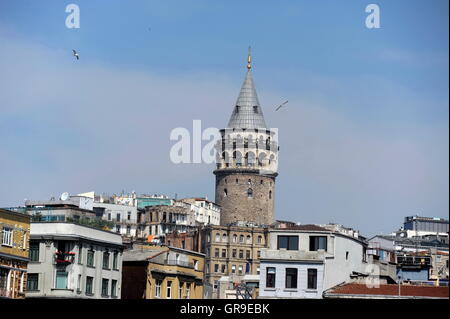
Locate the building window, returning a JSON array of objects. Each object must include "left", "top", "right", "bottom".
[
  {"left": 29, "top": 242, "right": 40, "bottom": 262},
  {"left": 231, "top": 265, "right": 236, "bottom": 273},
  {"left": 23, "top": 232, "right": 28, "bottom": 250},
  {"left": 115, "top": 225, "right": 120, "bottom": 233},
  {"left": 26, "top": 273, "right": 39, "bottom": 291},
  {"left": 222, "top": 249, "right": 227, "bottom": 258},
  {"left": 116, "top": 213, "right": 121, "bottom": 221},
  {"left": 214, "top": 264, "right": 219, "bottom": 273},
  {"left": 346, "top": 251, "right": 349, "bottom": 260},
  {"left": 257, "top": 267, "right": 260, "bottom": 275},
  {"left": 224, "top": 189, "right": 228, "bottom": 197},
  {"left": 101, "top": 279, "right": 109, "bottom": 297},
  {"left": 285, "top": 268, "right": 298, "bottom": 289},
  {"left": 277, "top": 236, "right": 299, "bottom": 250},
  {"left": 113, "top": 252, "right": 119, "bottom": 270},
  {"left": 155, "top": 280, "right": 162, "bottom": 298},
  {"left": 309, "top": 236, "right": 327, "bottom": 251},
  {"left": 236, "top": 178, "right": 239, "bottom": 184},
  {"left": 77, "top": 274, "right": 82, "bottom": 292},
  {"left": 108, "top": 213, "right": 111, "bottom": 221},
  {"left": 86, "top": 277, "right": 94, "bottom": 295},
  {"left": 215, "top": 248, "right": 220, "bottom": 258},
  {"left": 253, "top": 105, "right": 258, "bottom": 113},
  {"left": 87, "top": 247, "right": 95, "bottom": 267},
  {"left": 222, "top": 234, "right": 227, "bottom": 242},
  {"left": 232, "top": 249, "right": 237, "bottom": 258},
  {"left": 1, "top": 227, "right": 13, "bottom": 246},
  {"left": 239, "top": 235, "right": 244, "bottom": 243},
  {"left": 193, "top": 259, "right": 198, "bottom": 270},
  {"left": 269, "top": 190, "right": 272, "bottom": 199},
  {"left": 247, "top": 188, "right": 253, "bottom": 198},
  {"left": 221, "top": 264, "right": 226, "bottom": 273},
  {"left": 179, "top": 282, "right": 184, "bottom": 298},
  {"left": 238, "top": 265, "right": 243, "bottom": 275},
  {"left": 246, "top": 235, "right": 251, "bottom": 244},
  {"left": 78, "top": 244, "right": 83, "bottom": 264},
  {"left": 186, "top": 283, "right": 191, "bottom": 299},
  {"left": 307, "top": 269, "right": 318, "bottom": 289},
  {"left": 257, "top": 250, "right": 261, "bottom": 258},
  {"left": 257, "top": 236, "right": 263, "bottom": 244},
  {"left": 239, "top": 250, "right": 244, "bottom": 259},
  {"left": 266, "top": 267, "right": 276, "bottom": 288},
  {"left": 166, "top": 281, "right": 172, "bottom": 299},
  {"left": 127, "top": 212, "right": 131, "bottom": 221},
  {"left": 246, "top": 250, "right": 251, "bottom": 259},
  {"left": 215, "top": 233, "right": 221, "bottom": 242},
  {"left": 55, "top": 271, "right": 68, "bottom": 289},
  {"left": 111, "top": 280, "right": 117, "bottom": 298},
  {"left": 233, "top": 234, "right": 237, "bottom": 243},
  {"left": 126, "top": 226, "right": 131, "bottom": 235},
  {"left": 103, "top": 251, "right": 110, "bottom": 269}
]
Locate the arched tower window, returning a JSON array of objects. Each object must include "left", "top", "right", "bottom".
[
  {"left": 247, "top": 188, "right": 253, "bottom": 198},
  {"left": 233, "top": 151, "right": 242, "bottom": 167},
  {"left": 245, "top": 152, "right": 255, "bottom": 166},
  {"left": 224, "top": 188, "right": 228, "bottom": 197}
]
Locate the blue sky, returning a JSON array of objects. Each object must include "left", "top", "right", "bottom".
[{"left": 0, "top": 0, "right": 448, "bottom": 236}]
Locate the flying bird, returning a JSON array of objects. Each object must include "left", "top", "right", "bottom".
[
  {"left": 275, "top": 100, "right": 288, "bottom": 111},
  {"left": 72, "top": 49, "right": 79, "bottom": 60}
]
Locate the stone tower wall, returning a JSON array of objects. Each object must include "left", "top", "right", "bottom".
[{"left": 215, "top": 171, "right": 275, "bottom": 225}]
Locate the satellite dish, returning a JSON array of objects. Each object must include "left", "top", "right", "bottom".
[{"left": 60, "top": 192, "right": 70, "bottom": 201}]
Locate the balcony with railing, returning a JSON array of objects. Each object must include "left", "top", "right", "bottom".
[
  {"left": 397, "top": 255, "right": 431, "bottom": 270},
  {"left": 54, "top": 251, "right": 76, "bottom": 265}
]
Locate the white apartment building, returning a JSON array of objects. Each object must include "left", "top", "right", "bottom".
[
  {"left": 259, "top": 225, "right": 369, "bottom": 299},
  {"left": 179, "top": 198, "right": 221, "bottom": 226},
  {"left": 26, "top": 222, "right": 123, "bottom": 299}
]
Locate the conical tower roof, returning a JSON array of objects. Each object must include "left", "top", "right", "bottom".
[{"left": 227, "top": 51, "right": 267, "bottom": 129}]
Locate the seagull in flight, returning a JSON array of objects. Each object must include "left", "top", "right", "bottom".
[
  {"left": 72, "top": 49, "right": 79, "bottom": 60},
  {"left": 275, "top": 100, "right": 288, "bottom": 111}
]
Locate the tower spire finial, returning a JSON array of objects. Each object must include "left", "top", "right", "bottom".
[{"left": 247, "top": 46, "right": 251, "bottom": 70}]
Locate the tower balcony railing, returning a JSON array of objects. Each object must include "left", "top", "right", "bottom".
[{"left": 215, "top": 140, "right": 278, "bottom": 153}]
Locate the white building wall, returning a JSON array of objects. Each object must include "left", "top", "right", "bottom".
[{"left": 259, "top": 262, "right": 324, "bottom": 298}]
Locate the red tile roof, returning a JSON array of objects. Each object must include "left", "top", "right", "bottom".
[{"left": 326, "top": 283, "right": 449, "bottom": 298}]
